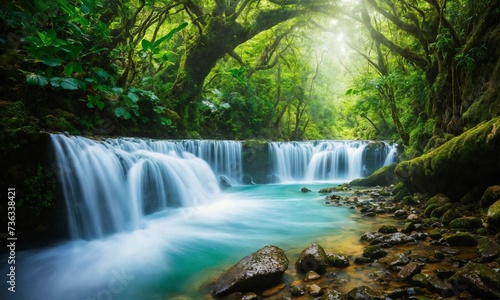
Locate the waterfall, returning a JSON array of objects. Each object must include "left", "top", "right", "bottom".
[
  {"left": 270, "top": 141, "right": 397, "bottom": 182},
  {"left": 50, "top": 134, "right": 241, "bottom": 240}
]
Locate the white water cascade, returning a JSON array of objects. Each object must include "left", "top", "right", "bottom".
[
  {"left": 269, "top": 141, "right": 397, "bottom": 182},
  {"left": 51, "top": 134, "right": 242, "bottom": 240}
]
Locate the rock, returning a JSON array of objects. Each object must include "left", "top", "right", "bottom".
[
  {"left": 386, "top": 253, "right": 411, "bottom": 268},
  {"left": 395, "top": 117, "right": 500, "bottom": 199},
  {"left": 398, "top": 262, "right": 424, "bottom": 281},
  {"left": 319, "top": 187, "right": 334, "bottom": 193},
  {"left": 372, "top": 232, "right": 414, "bottom": 245},
  {"left": 327, "top": 253, "right": 350, "bottom": 268},
  {"left": 290, "top": 284, "right": 305, "bottom": 296},
  {"left": 401, "top": 222, "right": 415, "bottom": 233},
  {"left": 213, "top": 245, "right": 289, "bottom": 297},
  {"left": 410, "top": 273, "right": 429, "bottom": 287},
  {"left": 304, "top": 271, "right": 320, "bottom": 282},
  {"left": 345, "top": 286, "right": 383, "bottom": 300},
  {"left": 241, "top": 293, "right": 258, "bottom": 300},
  {"left": 360, "top": 231, "right": 384, "bottom": 243},
  {"left": 318, "top": 289, "right": 343, "bottom": 300},
  {"left": 378, "top": 225, "right": 398, "bottom": 234},
  {"left": 445, "top": 232, "right": 478, "bottom": 246},
  {"left": 406, "top": 213, "right": 421, "bottom": 222},
  {"left": 362, "top": 245, "right": 387, "bottom": 260},
  {"left": 301, "top": 187, "right": 312, "bottom": 193},
  {"left": 480, "top": 185, "right": 500, "bottom": 209},
  {"left": 295, "top": 244, "right": 328, "bottom": 274},
  {"left": 486, "top": 200, "right": 500, "bottom": 232},
  {"left": 427, "top": 276, "right": 454, "bottom": 297},
  {"left": 394, "top": 209, "right": 408, "bottom": 218},
  {"left": 429, "top": 229, "right": 443, "bottom": 240},
  {"left": 477, "top": 237, "right": 500, "bottom": 261},
  {"left": 448, "top": 262, "right": 500, "bottom": 299},
  {"left": 449, "top": 217, "right": 483, "bottom": 231},
  {"left": 402, "top": 196, "right": 419, "bottom": 206},
  {"left": 306, "top": 284, "right": 323, "bottom": 296},
  {"left": 354, "top": 256, "right": 373, "bottom": 264}
]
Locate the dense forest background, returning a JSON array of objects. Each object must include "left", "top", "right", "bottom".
[{"left": 1, "top": 0, "right": 499, "bottom": 152}]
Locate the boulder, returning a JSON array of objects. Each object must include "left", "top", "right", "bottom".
[
  {"left": 295, "top": 244, "right": 328, "bottom": 274},
  {"left": 445, "top": 232, "right": 478, "bottom": 246},
  {"left": 395, "top": 117, "right": 500, "bottom": 199},
  {"left": 486, "top": 200, "right": 500, "bottom": 232},
  {"left": 448, "top": 217, "right": 483, "bottom": 231},
  {"left": 301, "top": 187, "right": 312, "bottom": 193},
  {"left": 448, "top": 262, "right": 500, "bottom": 299},
  {"left": 213, "top": 245, "right": 289, "bottom": 297},
  {"left": 426, "top": 276, "right": 454, "bottom": 297},
  {"left": 378, "top": 225, "right": 398, "bottom": 234},
  {"left": 327, "top": 253, "right": 350, "bottom": 268},
  {"left": 345, "top": 286, "right": 383, "bottom": 300},
  {"left": 477, "top": 237, "right": 500, "bottom": 262},
  {"left": 349, "top": 163, "right": 397, "bottom": 187},
  {"left": 398, "top": 262, "right": 424, "bottom": 281},
  {"left": 371, "top": 232, "right": 414, "bottom": 245},
  {"left": 362, "top": 245, "right": 387, "bottom": 260},
  {"left": 480, "top": 185, "right": 500, "bottom": 209}
]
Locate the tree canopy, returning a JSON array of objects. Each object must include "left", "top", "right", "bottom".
[{"left": 1, "top": 0, "right": 498, "bottom": 153}]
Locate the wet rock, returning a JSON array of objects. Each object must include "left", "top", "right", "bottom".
[
  {"left": 486, "top": 200, "right": 500, "bottom": 232},
  {"left": 378, "top": 225, "right": 398, "bottom": 233},
  {"left": 290, "top": 284, "right": 305, "bottom": 296},
  {"left": 318, "top": 289, "right": 343, "bottom": 300},
  {"left": 435, "top": 268, "right": 457, "bottom": 279},
  {"left": 398, "top": 262, "right": 424, "bottom": 281},
  {"left": 363, "top": 212, "right": 376, "bottom": 217},
  {"left": 448, "top": 262, "right": 500, "bottom": 299},
  {"left": 345, "top": 286, "right": 383, "bottom": 300},
  {"left": 241, "top": 293, "right": 258, "bottom": 300},
  {"left": 427, "top": 276, "right": 454, "bottom": 297},
  {"left": 327, "top": 253, "right": 350, "bottom": 268},
  {"left": 295, "top": 244, "right": 328, "bottom": 274},
  {"left": 304, "top": 271, "right": 320, "bottom": 282},
  {"left": 401, "top": 222, "right": 415, "bottom": 233},
  {"left": 319, "top": 187, "right": 335, "bottom": 193},
  {"left": 261, "top": 283, "right": 286, "bottom": 297},
  {"left": 213, "top": 245, "right": 289, "bottom": 297},
  {"left": 429, "top": 229, "right": 443, "bottom": 240},
  {"left": 394, "top": 209, "right": 408, "bottom": 218},
  {"left": 386, "top": 253, "right": 411, "bottom": 268},
  {"left": 301, "top": 187, "right": 312, "bottom": 193},
  {"left": 360, "top": 231, "right": 384, "bottom": 243},
  {"left": 445, "top": 232, "right": 478, "bottom": 246},
  {"left": 387, "top": 288, "right": 406, "bottom": 299},
  {"left": 307, "top": 284, "right": 324, "bottom": 296},
  {"left": 354, "top": 256, "right": 373, "bottom": 264},
  {"left": 402, "top": 196, "right": 419, "bottom": 206},
  {"left": 372, "top": 232, "right": 414, "bottom": 245},
  {"left": 477, "top": 237, "right": 500, "bottom": 261},
  {"left": 406, "top": 213, "right": 421, "bottom": 222},
  {"left": 363, "top": 245, "right": 387, "bottom": 260},
  {"left": 410, "top": 232, "right": 428, "bottom": 240},
  {"left": 410, "top": 273, "right": 429, "bottom": 287}
]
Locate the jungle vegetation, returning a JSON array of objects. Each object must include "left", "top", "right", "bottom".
[{"left": 1, "top": 0, "right": 499, "bottom": 156}]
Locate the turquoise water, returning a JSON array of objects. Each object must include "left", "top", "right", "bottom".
[{"left": 8, "top": 183, "right": 372, "bottom": 300}]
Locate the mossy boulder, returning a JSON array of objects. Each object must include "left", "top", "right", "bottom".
[
  {"left": 295, "top": 244, "right": 328, "bottom": 274},
  {"left": 395, "top": 117, "right": 500, "bottom": 199},
  {"left": 327, "top": 253, "right": 350, "bottom": 268},
  {"left": 445, "top": 232, "right": 478, "bottom": 246},
  {"left": 449, "top": 217, "right": 483, "bottom": 231},
  {"left": 402, "top": 196, "right": 419, "bottom": 206},
  {"left": 477, "top": 237, "right": 500, "bottom": 262},
  {"left": 486, "top": 200, "right": 500, "bottom": 232},
  {"left": 362, "top": 245, "right": 388, "bottom": 259},
  {"left": 378, "top": 225, "right": 398, "bottom": 234},
  {"left": 480, "top": 185, "right": 500, "bottom": 209},
  {"left": 448, "top": 262, "right": 500, "bottom": 299},
  {"left": 349, "top": 163, "right": 397, "bottom": 187}
]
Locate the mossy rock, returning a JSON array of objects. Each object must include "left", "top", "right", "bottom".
[
  {"left": 392, "top": 182, "right": 405, "bottom": 194},
  {"left": 426, "top": 193, "right": 451, "bottom": 207},
  {"left": 449, "top": 217, "right": 483, "bottom": 231},
  {"left": 480, "top": 185, "right": 500, "bottom": 209},
  {"left": 362, "top": 245, "right": 387, "bottom": 260},
  {"left": 378, "top": 225, "right": 398, "bottom": 234},
  {"left": 349, "top": 163, "right": 397, "bottom": 187},
  {"left": 429, "top": 229, "right": 443, "bottom": 240},
  {"left": 441, "top": 209, "right": 462, "bottom": 225},
  {"left": 402, "top": 196, "right": 419, "bottom": 206},
  {"left": 394, "top": 187, "right": 411, "bottom": 202},
  {"left": 430, "top": 204, "right": 452, "bottom": 218},
  {"left": 486, "top": 200, "right": 500, "bottom": 232},
  {"left": 395, "top": 117, "right": 500, "bottom": 199},
  {"left": 445, "top": 232, "right": 478, "bottom": 246},
  {"left": 448, "top": 262, "right": 500, "bottom": 299},
  {"left": 424, "top": 203, "right": 441, "bottom": 217}
]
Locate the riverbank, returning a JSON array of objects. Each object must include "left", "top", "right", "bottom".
[{"left": 206, "top": 184, "right": 500, "bottom": 299}]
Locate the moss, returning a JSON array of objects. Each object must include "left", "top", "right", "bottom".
[
  {"left": 402, "top": 196, "right": 419, "bottom": 206},
  {"left": 481, "top": 185, "right": 500, "bottom": 209},
  {"left": 441, "top": 209, "right": 462, "bottom": 225},
  {"left": 349, "top": 163, "right": 397, "bottom": 187},
  {"left": 427, "top": 193, "right": 451, "bottom": 206},
  {"left": 378, "top": 225, "right": 398, "bottom": 234},
  {"left": 362, "top": 245, "right": 387, "bottom": 259},
  {"left": 429, "top": 229, "right": 443, "bottom": 239},
  {"left": 430, "top": 203, "right": 452, "bottom": 218},
  {"left": 449, "top": 217, "right": 483, "bottom": 231},
  {"left": 486, "top": 200, "right": 500, "bottom": 232},
  {"left": 395, "top": 117, "right": 500, "bottom": 199},
  {"left": 424, "top": 203, "right": 441, "bottom": 217},
  {"left": 445, "top": 232, "right": 478, "bottom": 246}
]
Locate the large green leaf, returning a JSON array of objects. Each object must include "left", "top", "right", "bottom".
[
  {"left": 41, "top": 58, "right": 63, "bottom": 67},
  {"left": 64, "top": 62, "right": 83, "bottom": 76},
  {"left": 127, "top": 91, "right": 139, "bottom": 103},
  {"left": 152, "top": 22, "right": 188, "bottom": 48},
  {"left": 60, "top": 78, "right": 86, "bottom": 90},
  {"left": 141, "top": 39, "right": 152, "bottom": 51},
  {"left": 26, "top": 73, "right": 49, "bottom": 87}
]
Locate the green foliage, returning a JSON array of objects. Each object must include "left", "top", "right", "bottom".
[{"left": 21, "top": 165, "right": 57, "bottom": 216}]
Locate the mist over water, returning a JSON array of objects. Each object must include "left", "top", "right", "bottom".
[{"left": 2, "top": 135, "right": 396, "bottom": 299}]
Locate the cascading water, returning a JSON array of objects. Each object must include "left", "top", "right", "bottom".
[
  {"left": 51, "top": 134, "right": 241, "bottom": 240},
  {"left": 269, "top": 141, "right": 397, "bottom": 182}
]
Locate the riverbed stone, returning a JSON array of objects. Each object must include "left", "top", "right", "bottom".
[
  {"left": 398, "top": 262, "right": 423, "bottom": 281},
  {"left": 307, "top": 284, "right": 324, "bottom": 296},
  {"left": 378, "top": 225, "right": 398, "bottom": 233},
  {"left": 327, "top": 253, "right": 350, "bottom": 268},
  {"left": 372, "top": 232, "right": 414, "bottom": 245},
  {"left": 304, "top": 270, "right": 320, "bottom": 282},
  {"left": 427, "top": 276, "right": 454, "bottom": 297},
  {"left": 445, "top": 232, "right": 478, "bottom": 246},
  {"left": 486, "top": 200, "right": 500, "bottom": 232},
  {"left": 448, "top": 262, "right": 500, "bottom": 299},
  {"left": 362, "top": 245, "right": 387, "bottom": 260},
  {"left": 449, "top": 216, "right": 483, "bottom": 231},
  {"left": 345, "top": 286, "right": 383, "bottom": 300},
  {"left": 213, "top": 245, "right": 289, "bottom": 297},
  {"left": 295, "top": 243, "right": 328, "bottom": 274},
  {"left": 480, "top": 185, "right": 500, "bottom": 209},
  {"left": 318, "top": 289, "right": 343, "bottom": 300},
  {"left": 477, "top": 237, "right": 500, "bottom": 261}
]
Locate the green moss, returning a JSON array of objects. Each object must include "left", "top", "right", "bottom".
[
  {"left": 441, "top": 209, "right": 462, "bottom": 225},
  {"left": 445, "top": 232, "right": 478, "bottom": 246},
  {"left": 430, "top": 203, "right": 452, "bottom": 218},
  {"left": 449, "top": 217, "right": 483, "bottom": 231},
  {"left": 424, "top": 203, "right": 441, "bottom": 217},
  {"left": 402, "top": 196, "right": 419, "bottom": 206},
  {"left": 349, "top": 163, "right": 397, "bottom": 187},
  {"left": 427, "top": 193, "right": 451, "bottom": 206},
  {"left": 481, "top": 186, "right": 500, "bottom": 209},
  {"left": 487, "top": 200, "right": 500, "bottom": 232}
]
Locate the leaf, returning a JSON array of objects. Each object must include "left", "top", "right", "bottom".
[
  {"left": 93, "top": 67, "right": 109, "bottom": 80},
  {"left": 127, "top": 91, "right": 139, "bottom": 103},
  {"left": 26, "top": 73, "right": 49, "bottom": 87},
  {"left": 111, "top": 87, "right": 123, "bottom": 95},
  {"left": 86, "top": 101, "right": 94, "bottom": 108},
  {"left": 37, "top": 29, "right": 57, "bottom": 46},
  {"left": 61, "top": 78, "right": 85, "bottom": 90},
  {"left": 152, "top": 22, "right": 188, "bottom": 48},
  {"left": 50, "top": 77, "right": 62, "bottom": 88},
  {"left": 114, "top": 107, "right": 126, "bottom": 117},
  {"left": 64, "top": 62, "right": 83, "bottom": 76},
  {"left": 96, "top": 100, "right": 105, "bottom": 110},
  {"left": 41, "top": 58, "right": 63, "bottom": 67},
  {"left": 141, "top": 39, "right": 152, "bottom": 51}
]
